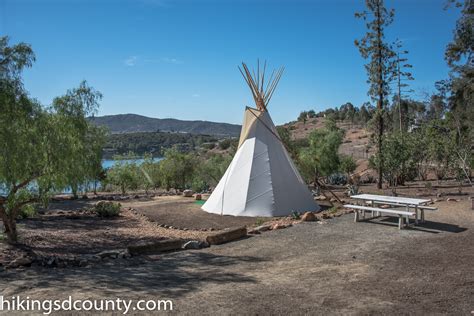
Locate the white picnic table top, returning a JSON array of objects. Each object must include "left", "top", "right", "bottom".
[{"left": 351, "top": 194, "right": 430, "bottom": 206}]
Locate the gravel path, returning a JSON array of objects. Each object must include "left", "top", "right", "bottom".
[{"left": 1, "top": 200, "right": 473, "bottom": 315}]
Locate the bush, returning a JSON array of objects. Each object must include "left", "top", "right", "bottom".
[
  {"left": 18, "top": 205, "right": 36, "bottom": 219},
  {"left": 327, "top": 173, "right": 347, "bottom": 185},
  {"left": 218, "top": 139, "right": 232, "bottom": 150},
  {"left": 94, "top": 201, "right": 121, "bottom": 218}
]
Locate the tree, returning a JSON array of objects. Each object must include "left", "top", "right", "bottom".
[
  {"left": 0, "top": 37, "right": 104, "bottom": 243},
  {"left": 194, "top": 153, "right": 232, "bottom": 190},
  {"left": 298, "top": 127, "right": 343, "bottom": 185},
  {"left": 139, "top": 154, "right": 161, "bottom": 193},
  {"left": 52, "top": 81, "right": 105, "bottom": 198},
  {"left": 393, "top": 39, "right": 415, "bottom": 132},
  {"left": 106, "top": 157, "right": 141, "bottom": 195},
  {"left": 340, "top": 155, "right": 358, "bottom": 178},
  {"left": 355, "top": 0, "right": 396, "bottom": 189},
  {"left": 159, "top": 149, "right": 195, "bottom": 191},
  {"left": 369, "top": 132, "right": 417, "bottom": 187},
  {"left": 439, "top": 0, "right": 473, "bottom": 184}
]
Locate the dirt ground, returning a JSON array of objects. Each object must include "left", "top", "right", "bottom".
[
  {"left": 132, "top": 196, "right": 268, "bottom": 230},
  {"left": 1, "top": 194, "right": 473, "bottom": 315}
]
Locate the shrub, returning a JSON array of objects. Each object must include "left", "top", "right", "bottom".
[
  {"left": 290, "top": 211, "right": 301, "bottom": 220},
  {"left": 18, "top": 205, "right": 36, "bottom": 219},
  {"left": 94, "top": 201, "right": 121, "bottom": 218},
  {"left": 218, "top": 139, "right": 232, "bottom": 150},
  {"left": 327, "top": 173, "right": 347, "bottom": 185}
]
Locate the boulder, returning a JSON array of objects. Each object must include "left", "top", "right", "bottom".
[
  {"left": 195, "top": 194, "right": 202, "bottom": 201},
  {"left": 96, "top": 249, "right": 123, "bottom": 259},
  {"left": 183, "top": 190, "right": 194, "bottom": 197},
  {"left": 301, "top": 212, "right": 317, "bottom": 222},
  {"left": 206, "top": 227, "right": 247, "bottom": 245},
  {"left": 254, "top": 224, "right": 271, "bottom": 232},
  {"left": 8, "top": 256, "right": 32, "bottom": 268},
  {"left": 127, "top": 239, "right": 183, "bottom": 255},
  {"left": 247, "top": 228, "right": 261, "bottom": 235},
  {"left": 446, "top": 198, "right": 458, "bottom": 202},
  {"left": 182, "top": 240, "right": 202, "bottom": 249}
]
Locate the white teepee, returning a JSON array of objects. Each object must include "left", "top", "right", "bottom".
[{"left": 202, "top": 62, "right": 319, "bottom": 217}]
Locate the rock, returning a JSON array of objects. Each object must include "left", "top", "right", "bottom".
[
  {"left": 79, "top": 259, "right": 88, "bottom": 267},
  {"left": 8, "top": 256, "right": 32, "bottom": 268},
  {"left": 134, "top": 194, "right": 140, "bottom": 199},
  {"left": 206, "top": 227, "right": 247, "bottom": 245},
  {"left": 271, "top": 223, "right": 285, "bottom": 230},
  {"left": 183, "top": 190, "right": 194, "bottom": 197},
  {"left": 96, "top": 250, "right": 123, "bottom": 259},
  {"left": 182, "top": 240, "right": 202, "bottom": 250},
  {"left": 437, "top": 193, "right": 443, "bottom": 198},
  {"left": 247, "top": 228, "right": 261, "bottom": 235},
  {"left": 47, "top": 257, "right": 56, "bottom": 266},
  {"left": 321, "top": 213, "right": 330, "bottom": 219},
  {"left": 195, "top": 194, "right": 202, "bottom": 201},
  {"left": 254, "top": 225, "right": 271, "bottom": 232},
  {"left": 446, "top": 198, "right": 458, "bottom": 202},
  {"left": 127, "top": 239, "right": 183, "bottom": 256},
  {"left": 301, "top": 212, "right": 316, "bottom": 222}
]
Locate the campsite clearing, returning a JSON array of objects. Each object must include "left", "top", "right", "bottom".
[{"left": 0, "top": 199, "right": 472, "bottom": 314}]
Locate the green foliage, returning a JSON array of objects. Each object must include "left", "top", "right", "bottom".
[
  {"left": 327, "top": 173, "right": 348, "bottom": 186},
  {"left": 255, "top": 218, "right": 265, "bottom": 226},
  {"left": 159, "top": 149, "right": 195, "bottom": 191},
  {"left": 369, "top": 132, "right": 417, "bottom": 186},
  {"left": 94, "top": 201, "right": 121, "bottom": 218},
  {"left": 297, "top": 110, "right": 316, "bottom": 122},
  {"left": 0, "top": 37, "right": 104, "bottom": 243},
  {"left": 290, "top": 211, "right": 301, "bottom": 220},
  {"left": 218, "top": 138, "right": 236, "bottom": 150},
  {"left": 103, "top": 131, "right": 217, "bottom": 159},
  {"left": 298, "top": 126, "right": 344, "bottom": 184},
  {"left": 340, "top": 155, "right": 357, "bottom": 176},
  {"left": 105, "top": 155, "right": 141, "bottom": 194},
  {"left": 195, "top": 153, "right": 232, "bottom": 189}
]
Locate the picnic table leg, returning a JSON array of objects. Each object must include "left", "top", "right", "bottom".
[
  {"left": 398, "top": 215, "right": 403, "bottom": 229},
  {"left": 414, "top": 206, "right": 419, "bottom": 225},
  {"left": 354, "top": 210, "right": 359, "bottom": 222},
  {"left": 405, "top": 215, "right": 410, "bottom": 227},
  {"left": 421, "top": 208, "right": 425, "bottom": 223}
]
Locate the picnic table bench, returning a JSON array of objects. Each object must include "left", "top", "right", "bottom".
[{"left": 345, "top": 194, "right": 438, "bottom": 230}]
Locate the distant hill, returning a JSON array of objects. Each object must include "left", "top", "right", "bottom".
[{"left": 89, "top": 114, "right": 241, "bottom": 137}]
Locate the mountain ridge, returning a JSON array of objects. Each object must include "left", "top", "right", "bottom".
[{"left": 89, "top": 113, "right": 241, "bottom": 136}]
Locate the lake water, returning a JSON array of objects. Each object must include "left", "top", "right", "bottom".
[
  {"left": 0, "top": 158, "right": 164, "bottom": 195},
  {"left": 101, "top": 157, "right": 163, "bottom": 169}
]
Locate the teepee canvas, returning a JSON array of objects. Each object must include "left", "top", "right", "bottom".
[{"left": 202, "top": 62, "right": 319, "bottom": 217}]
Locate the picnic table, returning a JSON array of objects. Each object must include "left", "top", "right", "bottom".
[{"left": 345, "top": 194, "right": 436, "bottom": 229}]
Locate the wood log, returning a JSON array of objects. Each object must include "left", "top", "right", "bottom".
[
  {"left": 127, "top": 239, "right": 183, "bottom": 256},
  {"left": 206, "top": 226, "right": 247, "bottom": 245}
]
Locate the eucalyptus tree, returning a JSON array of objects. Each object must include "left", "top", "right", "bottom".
[{"left": 355, "top": 0, "right": 397, "bottom": 189}]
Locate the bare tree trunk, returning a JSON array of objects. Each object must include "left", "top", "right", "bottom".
[
  {"left": 376, "top": 1, "right": 384, "bottom": 190},
  {"left": 0, "top": 207, "right": 18, "bottom": 244}
]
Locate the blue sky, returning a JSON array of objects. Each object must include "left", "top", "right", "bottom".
[{"left": 1, "top": 0, "right": 461, "bottom": 125}]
